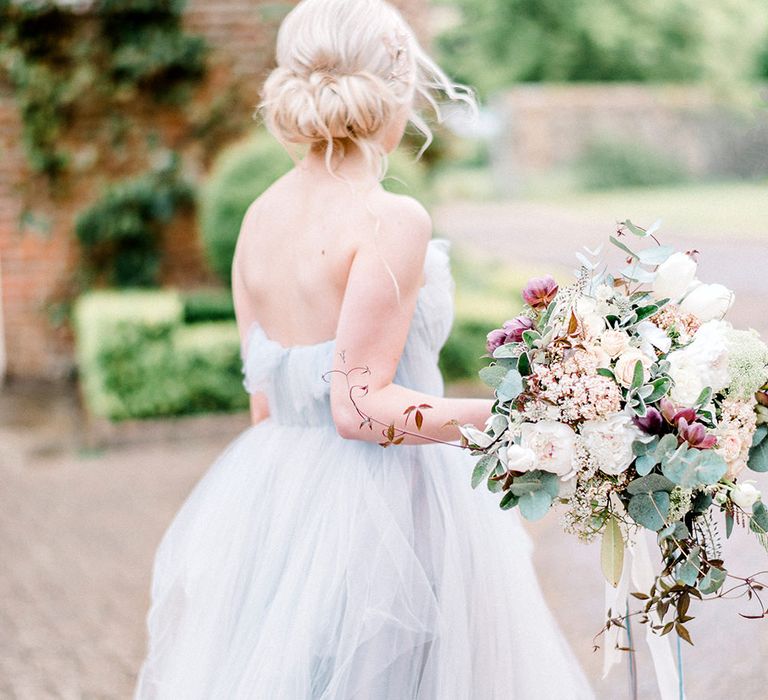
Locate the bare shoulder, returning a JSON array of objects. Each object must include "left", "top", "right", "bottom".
[{"left": 365, "top": 190, "right": 432, "bottom": 254}]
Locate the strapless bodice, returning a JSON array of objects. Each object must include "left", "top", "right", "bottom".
[{"left": 241, "top": 238, "right": 455, "bottom": 426}]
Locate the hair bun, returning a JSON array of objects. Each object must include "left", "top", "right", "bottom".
[{"left": 262, "top": 66, "right": 396, "bottom": 145}]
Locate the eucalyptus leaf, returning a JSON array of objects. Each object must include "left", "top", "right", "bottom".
[
  {"left": 645, "top": 377, "right": 672, "bottom": 404},
  {"left": 521, "top": 329, "right": 541, "bottom": 348},
  {"left": 637, "top": 246, "right": 675, "bottom": 266},
  {"left": 518, "top": 489, "right": 553, "bottom": 521},
  {"left": 635, "top": 454, "right": 657, "bottom": 476},
  {"left": 662, "top": 447, "right": 727, "bottom": 488},
  {"left": 677, "top": 547, "right": 701, "bottom": 587},
  {"left": 633, "top": 437, "right": 658, "bottom": 457},
  {"left": 655, "top": 434, "right": 679, "bottom": 463},
  {"left": 628, "top": 491, "right": 670, "bottom": 531},
  {"left": 750, "top": 502, "right": 768, "bottom": 535},
  {"left": 610, "top": 235, "right": 638, "bottom": 258},
  {"left": 627, "top": 473, "right": 676, "bottom": 495},
  {"left": 487, "top": 474, "right": 503, "bottom": 493},
  {"left": 479, "top": 364, "right": 507, "bottom": 389},
  {"left": 471, "top": 454, "right": 498, "bottom": 489},
  {"left": 517, "top": 352, "right": 532, "bottom": 377},
  {"left": 699, "top": 566, "right": 727, "bottom": 594},
  {"left": 623, "top": 220, "right": 649, "bottom": 237},
  {"left": 601, "top": 517, "right": 624, "bottom": 588},
  {"left": 492, "top": 343, "right": 519, "bottom": 359},
  {"left": 748, "top": 425, "right": 768, "bottom": 473},
  {"left": 496, "top": 369, "right": 524, "bottom": 402}
]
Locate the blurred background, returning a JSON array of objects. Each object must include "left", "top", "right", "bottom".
[{"left": 0, "top": 0, "right": 766, "bottom": 697}]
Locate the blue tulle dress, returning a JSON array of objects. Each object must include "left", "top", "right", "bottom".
[{"left": 135, "top": 239, "right": 594, "bottom": 699}]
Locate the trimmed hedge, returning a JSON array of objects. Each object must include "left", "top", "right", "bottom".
[{"left": 74, "top": 290, "right": 248, "bottom": 421}]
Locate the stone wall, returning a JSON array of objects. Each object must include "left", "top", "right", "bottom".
[
  {"left": 491, "top": 84, "right": 768, "bottom": 196},
  {"left": 0, "top": 0, "right": 427, "bottom": 381}
]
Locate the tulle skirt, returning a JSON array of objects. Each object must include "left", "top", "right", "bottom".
[{"left": 135, "top": 420, "right": 594, "bottom": 699}]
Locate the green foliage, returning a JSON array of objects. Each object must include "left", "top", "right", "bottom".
[
  {"left": 576, "top": 140, "right": 689, "bottom": 191},
  {"left": 182, "top": 288, "right": 235, "bottom": 324},
  {"left": 0, "top": 0, "right": 206, "bottom": 178},
  {"left": 438, "top": 0, "right": 768, "bottom": 95},
  {"left": 75, "top": 157, "right": 194, "bottom": 287},
  {"left": 74, "top": 289, "right": 248, "bottom": 420},
  {"left": 200, "top": 130, "right": 433, "bottom": 285}
]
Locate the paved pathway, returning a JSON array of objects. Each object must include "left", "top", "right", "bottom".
[{"left": 1, "top": 199, "right": 767, "bottom": 699}]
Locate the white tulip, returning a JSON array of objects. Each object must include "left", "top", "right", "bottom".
[
  {"left": 680, "top": 282, "right": 735, "bottom": 322},
  {"left": 652, "top": 252, "right": 697, "bottom": 302},
  {"left": 731, "top": 481, "right": 761, "bottom": 512}
]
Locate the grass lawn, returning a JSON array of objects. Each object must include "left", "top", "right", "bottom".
[{"left": 535, "top": 181, "right": 768, "bottom": 241}]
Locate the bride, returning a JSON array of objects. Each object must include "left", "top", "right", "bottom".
[{"left": 135, "top": 0, "right": 595, "bottom": 697}]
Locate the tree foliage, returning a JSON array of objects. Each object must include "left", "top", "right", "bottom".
[{"left": 437, "top": 0, "right": 768, "bottom": 95}]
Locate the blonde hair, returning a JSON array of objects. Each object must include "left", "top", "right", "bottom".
[{"left": 258, "top": 0, "right": 476, "bottom": 175}]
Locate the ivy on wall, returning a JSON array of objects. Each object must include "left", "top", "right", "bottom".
[{"left": 0, "top": 0, "right": 207, "bottom": 180}]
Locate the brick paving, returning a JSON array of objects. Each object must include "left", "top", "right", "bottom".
[{"left": 2, "top": 200, "right": 767, "bottom": 699}]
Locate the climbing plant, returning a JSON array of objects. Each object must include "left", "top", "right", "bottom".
[{"left": 0, "top": 0, "right": 207, "bottom": 181}]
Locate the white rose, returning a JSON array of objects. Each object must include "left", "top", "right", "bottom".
[
  {"left": 459, "top": 425, "right": 494, "bottom": 448},
  {"left": 667, "top": 320, "right": 731, "bottom": 405},
  {"left": 614, "top": 349, "right": 652, "bottom": 387},
  {"left": 519, "top": 421, "right": 576, "bottom": 476},
  {"left": 652, "top": 252, "right": 697, "bottom": 302},
  {"left": 506, "top": 444, "right": 537, "bottom": 472},
  {"left": 575, "top": 297, "right": 606, "bottom": 338},
  {"left": 681, "top": 282, "right": 735, "bottom": 322},
  {"left": 580, "top": 412, "right": 641, "bottom": 476},
  {"left": 599, "top": 329, "right": 631, "bottom": 358},
  {"left": 636, "top": 320, "right": 672, "bottom": 357},
  {"left": 731, "top": 481, "right": 761, "bottom": 512}
]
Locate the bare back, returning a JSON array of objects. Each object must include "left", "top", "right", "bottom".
[{"left": 232, "top": 162, "right": 392, "bottom": 348}]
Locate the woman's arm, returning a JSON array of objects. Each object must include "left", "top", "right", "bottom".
[{"left": 330, "top": 195, "right": 492, "bottom": 444}]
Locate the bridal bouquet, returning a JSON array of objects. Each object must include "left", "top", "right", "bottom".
[{"left": 461, "top": 221, "right": 768, "bottom": 642}]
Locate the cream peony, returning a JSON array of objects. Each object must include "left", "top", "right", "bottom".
[
  {"left": 681, "top": 282, "right": 734, "bottom": 322},
  {"left": 652, "top": 252, "right": 697, "bottom": 302},
  {"left": 614, "top": 349, "right": 652, "bottom": 387},
  {"left": 575, "top": 297, "right": 606, "bottom": 338},
  {"left": 506, "top": 444, "right": 537, "bottom": 472},
  {"left": 731, "top": 481, "right": 761, "bottom": 512},
  {"left": 599, "top": 329, "right": 631, "bottom": 358},
  {"left": 519, "top": 421, "right": 576, "bottom": 476},
  {"left": 580, "top": 412, "right": 642, "bottom": 476},
  {"left": 667, "top": 320, "right": 732, "bottom": 406}
]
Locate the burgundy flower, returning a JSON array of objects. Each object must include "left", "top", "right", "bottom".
[
  {"left": 634, "top": 407, "right": 664, "bottom": 435},
  {"left": 522, "top": 275, "right": 559, "bottom": 309},
  {"left": 486, "top": 328, "right": 508, "bottom": 354},
  {"left": 660, "top": 398, "right": 697, "bottom": 427},
  {"left": 757, "top": 390, "right": 768, "bottom": 408},
  {"left": 678, "top": 418, "right": 717, "bottom": 450},
  {"left": 503, "top": 315, "right": 535, "bottom": 343}
]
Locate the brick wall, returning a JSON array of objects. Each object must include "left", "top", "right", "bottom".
[
  {"left": 0, "top": 0, "right": 428, "bottom": 381},
  {"left": 492, "top": 83, "right": 768, "bottom": 196}
]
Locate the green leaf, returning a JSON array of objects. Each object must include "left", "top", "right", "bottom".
[
  {"left": 628, "top": 491, "right": 670, "bottom": 531},
  {"left": 637, "top": 246, "right": 675, "bottom": 266},
  {"left": 748, "top": 425, "right": 768, "bottom": 473},
  {"left": 479, "top": 364, "right": 507, "bottom": 389},
  {"left": 694, "top": 386, "right": 713, "bottom": 408},
  {"left": 518, "top": 489, "right": 553, "bottom": 521},
  {"left": 516, "top": 352, "right": 532, "bottom": 376},
  {"left": 522, "top": 330, "right": 540, "bottom": 348},
  {"left": 499, "top": 490, "right": 519, "bottom": 510},
  {"left": 662, "top": 447, "right": 727, "bottom": 488},
  {"left": 677, "top": 547, "right": 701, "bottom": 587},
  {"left": 699, "top": 566, "right": 727, "bottom": 595},
  {"left": 725, "top": 511, "right": 735, "bottom": 539},
  {"left": 496, "top": 369, "right": 524, "bottom": 402},
  {"left": 630, "top": 360, "right": 645, "bottom": 391},
  {"left": 506, "top": 470, "right": 559, "bottom": 499},
  {"left": 635, "top": 454, "right": 657, "bottom": 476},
  {"left": 492, "top": 344, "right": 518, "bottom": 359},
  {"left": 471, "top": 454, "right": 498, "bottom": 489},
  {"left": 750, "top": 501, "right": 768, "bottom": 535},
  {"left": 627, "top": 473, "right": 676, "bottom": 495},
  {"left": 645, "top": 377, "right": 672, "bottom": 403},
  {"left": 622, "top": 220, "right": 648, "bottom": 237},
  {"left": 655, "top": 434, "right": 679, "bottom": 462},
  {"left": 610, "top": 235, "right": 638, "bottom": 258},
  {"left": 601, "top": 517, "right": 625, "bottom": 588},
  {"left": 597, "top": 367, "right": 616, "bottom": 380}
]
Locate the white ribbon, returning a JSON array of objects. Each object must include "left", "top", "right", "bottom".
[{"left": 603, "top": 530, "right": 685, "bottom": 699}]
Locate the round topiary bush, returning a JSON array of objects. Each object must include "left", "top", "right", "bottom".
[{"left": 200, "top": 130, "right": 432, "bottom": 285}]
